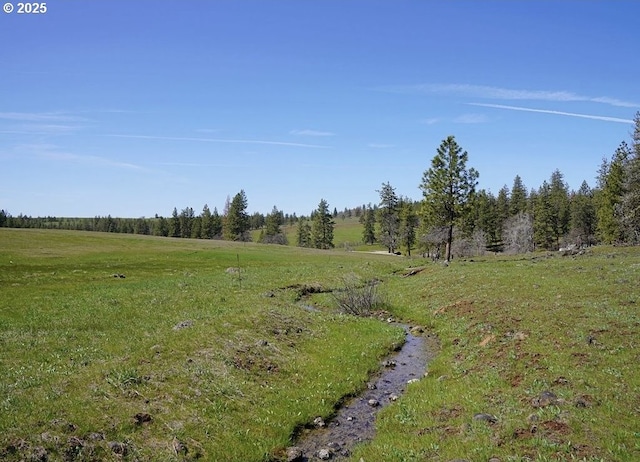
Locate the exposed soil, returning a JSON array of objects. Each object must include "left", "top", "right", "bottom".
[{"left": 286, "top": 325, "right": 436, "bottom": 461}]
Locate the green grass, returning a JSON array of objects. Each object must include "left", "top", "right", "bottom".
[
  {"left": 352, "top": 249, "right": 640, "bottom": 461},
  {"left": 0, "top": 229, "right": 403, "bottom": 461},
  {"left": 1, "top": 229, "right": 639, "bottom": 461}
]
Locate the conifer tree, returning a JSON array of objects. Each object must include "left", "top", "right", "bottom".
[
  {"left": 376, "top": 182, "right": 400, "bottom": 253},
  {"left": 510, "top": 175, "right": 528, "bottom": 216},
  {"left": 169, "top": 207, "right": 180, "bottom": 237},
  {"left": 361, "top": 205, "right": 376, "bottom": 245},
  {"left": 201, "top": 204, "right": 214, "bottom": 239},
  {"left": 420, "top": 136, "right": 479, "bottom": 261},
  {"left": 311, "top": 199, "right": 335, "bottom": 249},
  {"left": 296, "top": 218, "right": 312, "bottom": 247},
  {"left": 211, "top": 207, "right": 223, "bottom": 238},
  {"left": 596, "top": 143, "right": 629, "bottom": 243},
  {"left": 570, "top": 181, "right": 597, "bottom": 246},
  {"left": 224, "top": 190, "right": 251, "bottom": 241},
  {"left": 399, "top": 198, "right": 419, "bottom": 256}
]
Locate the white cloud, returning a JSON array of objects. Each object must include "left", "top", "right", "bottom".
[
  {"left": 420, "top": 118, "right": 440, "bottom": 125},
  {"left": 289, "top": 129, "right": 335, "bottom": 137},
  {"left": 368, "top": 143, "right": 395, "bottom": 148},
  {"left": 107, "top": 134, "right": 330, "bottom": 149},
  {"left": 378, "top": 83, "right": 640, "bottom": 108},
  {"left": 468, "top": 103, "right": 634, "bottom": 124},
  {"left": 17, "top": 143, "right": 147, "bottom": 171},
  {"left": 453, "top": 113, "right": 489, "bottom": 124},
  {"left": 0, "top": 112, "right": 87, "bottom": 122}
]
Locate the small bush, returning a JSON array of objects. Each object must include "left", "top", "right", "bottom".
[{"left": 333, "top": 275, "right": 383, "bottom": 316}]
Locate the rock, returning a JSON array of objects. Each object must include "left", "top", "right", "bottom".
[
  {"left": 382, "top": 359, "right": 396, "bottom": 368},
  {"left": 531, "top": 390, "right": 559, "bottom": 408},
  {"left": 368, "top": 399, "right": 380, "bottom": 407},
  {"left": 313, "top": 416, "right": 326, "bottom": 427},
  {"left": 109, "top": 441, "right": 128, "bottom": 456},
  {"left": 473, "top": 413, "right": 498, "bottom": 424},
  {"left": 513, "top": 331, "right": 528, "bottom": 341},
  {"left": 317, "top": 448, "right": 332, "bottom": 459},
  {"left": 173, "top": 320, "right": 193, "bottom": 330},
  {"left": 286, "top": 446, "right": 303, "bottom": 462},
  {"left": 389, "top": 394, "right": 398, "bottom": 401},
  {"left": 134, "top": 412, "right": 153, "bottom": 425},
  {"left": 367, "top": 383, "right": 377, "bottom": 390},
  {"left": 407, "top": 378, "right": 419, "bottom": 384}
]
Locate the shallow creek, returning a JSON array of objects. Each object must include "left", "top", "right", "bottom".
[{"left": 289, "top": 324, "right": 434, "bottom": 461}]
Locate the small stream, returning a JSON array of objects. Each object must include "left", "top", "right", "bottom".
[{"left": 288, "top": 324, "right": 434, "bottom": 461}]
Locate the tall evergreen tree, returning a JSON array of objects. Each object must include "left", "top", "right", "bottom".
[
  {"left": 296, "top": 218, "right": 312, "bottom": 247},
  {"left": 533, "top": 181, "right": 555, "bottom": 249},
  {"left": 361, "top": 205, "right": 376, "bottom": 245},
  {"left": 169, "top": 207, "right": 181, "bottom": 237},
  {"left": 510, "top": 175, "right": 528, "bottom": 216},
  {"left": 311, "top": 199, "right": 335, "bottom": 249},
  {"left": 596, "top": 143, "right": 629, "bottom": 243},
  {"left": 549, "top": 169, "right": 571, "bottom": 245},
  {"left": 376, "top": 182, "right": 400, "bottom": 253},
  {"left": 399, "top": 198, "right": 419, "bottom": 256},
  {"left": 261, "top": 206, "right": 287, "bottom": 244},
  {"left": 179, "top": 207, "right": 195, "bottom": 238},
  {"left": 619, "top": 112, "right": 640, "bottom": 243},
  {"left": 420, "top": 135, "right": 479, "bottom": 261},
  {"left": 211, "top": 207, "right": 223, "bottom": 238},
  {"left": 201, "top": 204, "right": 214, "bottom": 239},
  {"left": 224, "top": 190, "right": 251, "bottom": 241},
  {"left": 570, "top": 181, "right": 597, "bottom": 246}
]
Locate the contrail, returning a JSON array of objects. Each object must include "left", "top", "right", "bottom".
[{"left": 468, "top": 103, "right": 633, "bottom": 124}]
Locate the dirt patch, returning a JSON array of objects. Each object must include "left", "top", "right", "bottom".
[{"left": 433, "top": 299, "right": 475, "bottom": 316}]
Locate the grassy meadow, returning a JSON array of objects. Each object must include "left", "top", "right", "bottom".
[{"left": 1, "top": 227, "right": 639, "bottom": 461}]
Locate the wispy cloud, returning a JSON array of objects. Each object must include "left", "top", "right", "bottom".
[
  {"left": 453, "top": 113, "right": 489, "bottom": 124},
  {"left": 17, "top": 143, "right": 148, "bottom": 171},
  {"left": 368, "top": 143, "right": 395, "bottom": 148},
  {"left": 289, "top": 129, "right": 335, "bottom": 137},
  {"left": 107, "top": 134, "right": 330, "bottom": 149},
  {"left": 420, "top": 118, "right": 441, "bottom": 125},
  {"left": 468, "top": 103, "right": 634, "bottom": 124},
  {"left": 0, "top": 111, "right": 88, "bottom": 122},
  {"left": 378, "top": 83, "right": 640, "bottom": 108}
]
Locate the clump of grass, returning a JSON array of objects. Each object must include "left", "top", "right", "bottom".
[{"left": 333, "top": 274, "right": 384, "bottom": 316}]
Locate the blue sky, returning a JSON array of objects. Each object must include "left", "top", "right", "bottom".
[{"left": 1, "top": 1, "right": 639, "bottom": 218}]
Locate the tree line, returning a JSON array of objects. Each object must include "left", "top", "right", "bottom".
[
  {"left": 362, "top": 112, "right": 640, "bottom": 259},
  {"left": 2, "top": 112, "right": 639, "bottom": 257}
]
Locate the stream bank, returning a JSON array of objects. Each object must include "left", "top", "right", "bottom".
[{"left": 284, "top": 324, "right": 437, "bottom": 461}]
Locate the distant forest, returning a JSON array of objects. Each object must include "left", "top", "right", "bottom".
[{"left": 3, "top": 112, "right": 639, "bottom": 258}]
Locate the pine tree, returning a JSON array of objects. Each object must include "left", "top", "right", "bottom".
[
  {"left": 510, "top": 175, "right": 528, "bottom": 216},
  {"left": 419, "top": 136, "right": 479, "bottom": 261},
  {"left": 261, "top": 206, "right": 287, "bottom": 244},
  {"left": 549, "top": 169, "right": 571, "bottom": 246},
  {"left": 376, "top": 182, "right": 400, "bottom": 253},
  {"left": 223, "top": 190, "right": 250, "bottom": 241},
  {"left": 619, "top": 112, "right": 640, "bottom": 243},
  {"left": 596, "top": 143, "right": 629, "bottom": 243},
  {"left": 362, "top": 205, "right": 376, "bottom": 245},
  {"left": 399, "top": 198, "right": 419, "bottom": 256},
  {"left": 311, "top": 199, "right": 335, "bottom": 249},
  {"left": 569, "top": 181, "right": 597, "bottom": 246},
  {"left": 211, "top": 207, "right": 223, "bottom": 238},
  {"left": 179, "top": 207, "right": 195, "bottom": 238},
  {"left": 169, "top": 207, "right": 180, "bottom": 237},
  {"left": 296, "top": 218, "right": 312, "bottom": 247},
  {"left": 533, "top": 181, "right": 555, "bottom": 249},
  {"left": 201, "top": 204, "right": 213, "bottom": 239}
]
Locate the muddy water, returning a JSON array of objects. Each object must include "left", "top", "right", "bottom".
[{"left": 290, "top": 325, "right": 433, "bottom": 461}]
